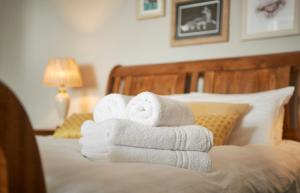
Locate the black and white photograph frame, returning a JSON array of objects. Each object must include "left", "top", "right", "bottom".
[
  {"left": 137, "top": 0, "right": 165, "bottom": 20},
  {"left": 241, "top": 0, "right": 300, "bottom": 40},
  {"left": 171, "top": 0, "right": 229, "bottom": 46}
]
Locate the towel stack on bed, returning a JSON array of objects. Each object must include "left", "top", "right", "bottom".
[{"left": 80, "top": 92, "right": 213, "bottom": 172}]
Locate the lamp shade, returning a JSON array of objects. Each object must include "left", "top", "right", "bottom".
[{"left": 43, "top": 58, "right": 82, "bottom": 87}]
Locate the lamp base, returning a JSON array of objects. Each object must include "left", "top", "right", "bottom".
[{"left": 55, "top": 87, "right": 70, "bottom": 126}]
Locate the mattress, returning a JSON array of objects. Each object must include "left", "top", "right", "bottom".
[{"left": 37, "top": 136, "right": 300, "bottom": 193}]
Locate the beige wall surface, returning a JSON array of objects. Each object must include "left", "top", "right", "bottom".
[{"left": 0, "top": 0, "right": 300, "bottom": 129}]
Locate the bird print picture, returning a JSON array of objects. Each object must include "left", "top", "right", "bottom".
[
  {"left": 242, "top": 0, "right": 299, "bottom": 40},
  {"left": 256, "top": 0, "right": 286, "bottom": 18}
]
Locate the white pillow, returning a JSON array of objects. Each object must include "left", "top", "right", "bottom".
[{"left": 168, "top": 87, "right": 294, "bottom": 146}]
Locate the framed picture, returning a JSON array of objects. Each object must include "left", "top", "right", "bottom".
[
  {"left": 242, "top": 0, "right": 300, "bottom": 40},
  {"left": 171, "top": 0, "right": 229, "bottom": 47},
  {"left": 137, "top": 0, "right": 165, "bottom": 20}
]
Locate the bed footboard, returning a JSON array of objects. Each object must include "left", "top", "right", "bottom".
[
  {"left": 0, "top": 82, "right": 46, "bottom": 193},
  {"left": 0, "top": 148, "right": 8, "bottom": 193}
]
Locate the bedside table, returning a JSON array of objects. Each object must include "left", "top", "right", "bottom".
[{"left": 34, "top": 129, "right": 56, "bottom": 136}]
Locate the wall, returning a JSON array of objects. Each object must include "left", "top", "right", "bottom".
[{"left": 0, "top": 0, "right": 300, "bottom": 129}]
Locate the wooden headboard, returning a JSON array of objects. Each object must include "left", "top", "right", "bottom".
[{"left": 106, "top": 51, "right": 300, "bottom": 141}]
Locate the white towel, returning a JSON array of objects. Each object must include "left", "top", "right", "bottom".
[
  {"left": 81, "top": 145, "right": 212, "bottom": 172},
  {"left": 126, "top": 92, "right": 194, "bottom": 126},
  {"left": 80, "top": 119, "right": 213, "bottom": 152},
  {"left": 93, "top": 93, "right": 132, "bottom": 123},
  {"left": 81, "top": 146, "right": 110, "bottom": 160}
]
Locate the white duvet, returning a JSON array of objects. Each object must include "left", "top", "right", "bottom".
[{"left": 37, "top": 137, "right": 300, "bottom": 193}]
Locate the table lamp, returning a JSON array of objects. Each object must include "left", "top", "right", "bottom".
[{"left": 43, "top": 58, "right": 82, "bottom": 126}]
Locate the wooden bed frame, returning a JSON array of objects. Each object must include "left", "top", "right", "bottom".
[
  {"left": 1, "top": 51, "right": 300, "bottom": 193},
  {"left": 106, "top": 51, "right": 300, "bottom": 141}
]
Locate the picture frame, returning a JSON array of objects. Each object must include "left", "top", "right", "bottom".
[
  {"left": 137, "top": 0, "right": 166, "bottom": 20},
  {"left": 171, "top": 0, "right": 229, "bottom": 47},
  {"left": 241, "top": 0, "right": 300, "bottom": 40}
]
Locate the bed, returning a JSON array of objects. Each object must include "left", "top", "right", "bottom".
[{"left": 1, "top": 51, "right": 300, "bottom": 193}]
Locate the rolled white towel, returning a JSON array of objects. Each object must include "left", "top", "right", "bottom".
[
  {"left": 81, "top": 145, "right": 212, "bottom": 172},
  {"left": 79, "top": 119, "right": 213, "bottom": 152},
  {"left": 126, "top": 92, "right": 194, "bottom": 126},
  {"left": 93, "top": 93, "right": 132, "bottom": 123}
]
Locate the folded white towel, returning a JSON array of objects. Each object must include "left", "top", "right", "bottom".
[
  {"left": 81, "top": 146, "right": 110, "bottom": 160},
  {"left": 126, "top": 92, "right": 194, "bottom": 126},
  {"left": 80, "top": 120, "right": 97, "bottom": 136},
  {"left": 81, "top": 145, "right": 212, "bottom": 172},
  {"left": 93, "top": 94, "right": 132, "bottom": 123},
  {"left": 80, "top": 119, "right": 213, "bottom": 152}
]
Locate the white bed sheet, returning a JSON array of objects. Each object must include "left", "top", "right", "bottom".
[{"left": 37, "top": 136, "right": 300, "bottom": 193}]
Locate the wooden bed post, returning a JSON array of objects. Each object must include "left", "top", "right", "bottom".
[
  {"left": 0, "top": 82, "right": 46, "bottom": 193},
  {"left": 0, "top": 148, "right": 8, "bottom": 193}
]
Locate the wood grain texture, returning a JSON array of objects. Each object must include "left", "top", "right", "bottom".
[
  {"left": 203, "top": 66, "right": 290, "bottom": 93},
  {"left": 297, "top": 69, "right": 300, "bottom": 128},
  {"left": 106, "top": 65, "right": 121, "bottom": 94},
  {"left": 283, "top": 129, "right": 300, "bottom": 142},
  {"left": 107, "top": 51, "right": 300, "bottom": 141},
  {"left": 190, "top": 72, "right": 199, "bottom": 92},
  {"left": 34, "top": 129, "right": 55, "bottom": 136},
  {"left": 109, "top": 52, "right": 300, "bottom": 77},
  {"left": 109, "top": 74, "right": 189, "bottom": 95},
  {"left": 0, "top": 82, "right": 46, "bottom": 193},
  {"left": 0, "top": 148, "right": 8, "bottom": 193}
]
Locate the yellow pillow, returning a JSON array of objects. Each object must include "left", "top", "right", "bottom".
[
  {"left": 53, "top": 113, "right": 93, "bottom": 138},
  {"left": 186, "top": 102, "right": 251, "bottom": 145},
  {"left": 195, "top": 114, "right": 239, "bottom": 145}
]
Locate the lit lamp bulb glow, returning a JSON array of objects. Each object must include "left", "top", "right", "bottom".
[{"left": 43, "top": 58, "right": 82, "bottom": 126}]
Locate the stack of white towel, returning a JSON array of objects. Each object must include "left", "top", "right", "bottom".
[{"left": 80, "top": 92, "right": 213, "bottom": 172}]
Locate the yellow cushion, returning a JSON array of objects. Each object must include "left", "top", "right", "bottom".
[
  {"left": 53, "top": 113, "right": 93, "bottom": 138},
  {"left": 186, "top": 102, "right": 251, "bottom": 145},
  {"left": 195, "top": 114, "right": 239, "bottom": 145}
]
